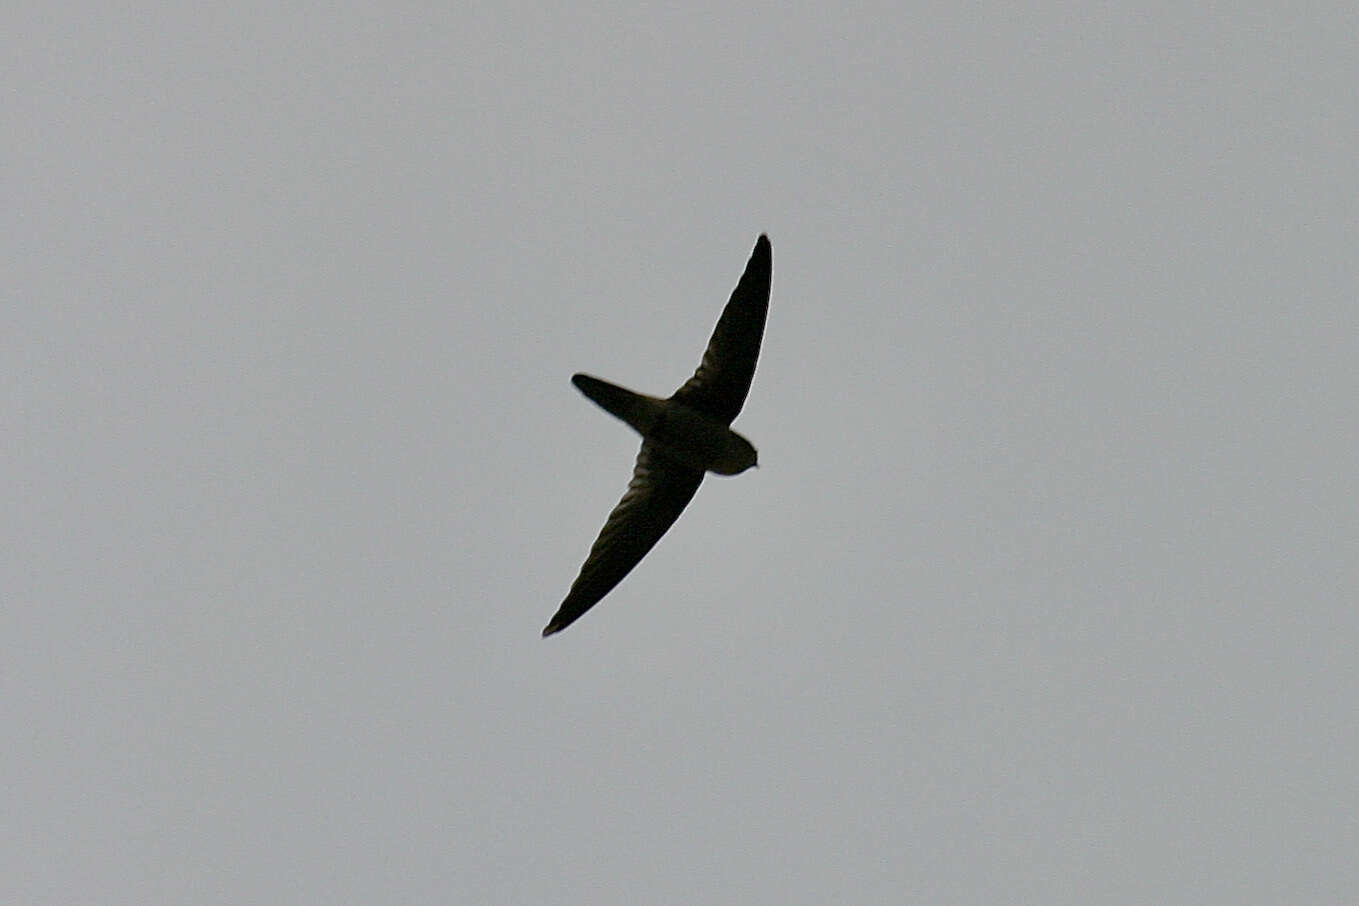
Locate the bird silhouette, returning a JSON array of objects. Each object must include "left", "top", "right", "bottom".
[{"left": 543, "top": 235, "right": 772, "bottom": 636}]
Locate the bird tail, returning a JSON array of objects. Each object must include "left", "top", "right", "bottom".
[{"left": 572, "top": 374, "right": 663, "bottom": 435}]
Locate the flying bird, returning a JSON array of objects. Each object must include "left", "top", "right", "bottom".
[{"left": 543, "top": 234, "right": 772, "bottom": 636}]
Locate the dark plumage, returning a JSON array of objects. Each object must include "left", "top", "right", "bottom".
[{"left": 543, "top": 235, "right": 772, "bottom": 636}]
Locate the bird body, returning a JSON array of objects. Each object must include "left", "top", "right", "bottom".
[
  {"left": 542, "top": 234, "right": 772, "bottom": 636},
  {"left": 571, "top": 374, "right": 757, "bottom": 476}
]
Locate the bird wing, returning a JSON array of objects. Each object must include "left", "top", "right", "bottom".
[
  {"left": 543, "top": 442, "right": 704, "bottom": 636},
  {"left": 669, "top": 234, "right": 772, "bottom": 425}
]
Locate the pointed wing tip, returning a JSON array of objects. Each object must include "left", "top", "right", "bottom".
[
  {"left": 749, "top": 234, "right": 771, "bottom": 273},
  {"left": 542, "top": 605, "right": 578, "bottom": 636}
]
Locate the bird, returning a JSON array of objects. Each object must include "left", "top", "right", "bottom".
[{"left": 543, "top": 234, "right": 772, "bottom": 636}]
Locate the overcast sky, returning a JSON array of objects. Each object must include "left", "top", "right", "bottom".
[{"left": 6, "top": 2, "right": 1357, "bottom": 903}]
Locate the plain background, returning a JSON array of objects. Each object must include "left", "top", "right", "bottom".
[{"left": 6, "top": 2, "right": 1356, "bottom": 903}]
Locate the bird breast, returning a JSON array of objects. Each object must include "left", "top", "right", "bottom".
[{"left": 648, "top": 404, "right": 756, "bottom": 475}]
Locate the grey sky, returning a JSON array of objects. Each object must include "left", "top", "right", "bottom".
[{"left": 6, "top": 2, "right": 1356, "bottom": 903}]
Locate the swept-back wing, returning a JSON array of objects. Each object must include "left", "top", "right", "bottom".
[
  {"left": 543, "top": 443, "right": 704, "bottom": 636},
  {"left": 669, "top": 235, "right": 771, "bottom": 425}
]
